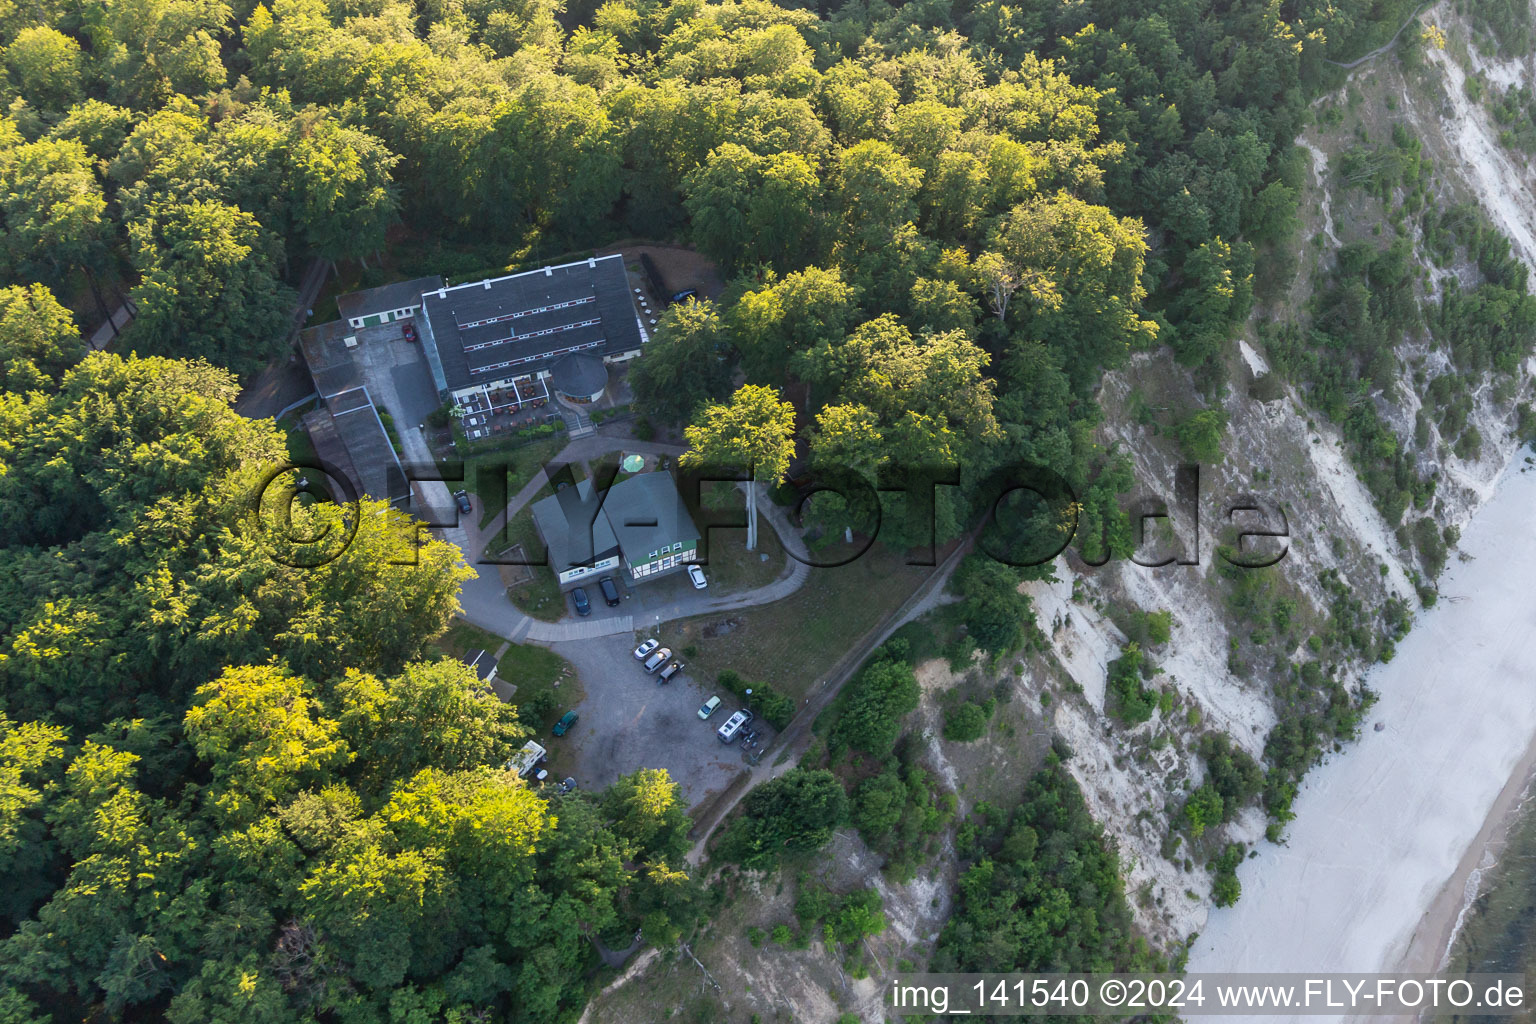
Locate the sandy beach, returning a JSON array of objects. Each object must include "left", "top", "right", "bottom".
[{"left": 1185, "top": 459, "right": 1536, "bottom": 1018}]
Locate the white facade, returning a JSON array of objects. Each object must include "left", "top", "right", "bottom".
[
  {"left": 555, "top": 553, "right": 621, "bottom": 586},
  {"left": 347, "top": 304, "right": 421, "bottom": 329}
]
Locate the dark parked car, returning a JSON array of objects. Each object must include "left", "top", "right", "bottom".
[
  {"left": 552, "top": 710, "right": 578, "bottom": 736},
  {"left": 658, "top": 661, "right": 683, "bottom": 684},
  {"left": 571, "top": 588, "right": 590, "bottom": 616},
  {"left": 599, "top": 576, "right": 620, "bottom": 606},
  {"left": 453, "top": 489, "right": 472, "bottom": 515},
  {"left": 402, "top": 322, "right": 418, "bottom": 342}
]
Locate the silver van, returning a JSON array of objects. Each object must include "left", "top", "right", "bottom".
[{"left": 716, "top": 710, "right": 752, "bottom": 744}]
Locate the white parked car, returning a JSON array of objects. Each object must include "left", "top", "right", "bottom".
[
  {"left": 633, "top": 638, "right": 659, "bottom": 660},
  {"left": 688, "top": 564, "right": 707, "bottom": 589}
]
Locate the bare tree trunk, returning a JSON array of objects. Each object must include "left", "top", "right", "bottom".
[
  {"left": 679, "top": 943, "right": 721, "bottom": 992},
  {"left": 83, "top": 265, "right": 116, "bottom": 339},
  {"left": 746, "top": 476, "right": 758, "bottom": 551}
]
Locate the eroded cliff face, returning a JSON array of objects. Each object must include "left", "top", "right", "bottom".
[
  {"left": 583, "top": 5, "right": 1536, "bottom": 1020},
  {"left": 1044, "top": 0, "right": 1536, "bottom": 946}
]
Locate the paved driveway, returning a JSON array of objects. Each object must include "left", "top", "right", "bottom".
[
  {"left": 542, "top": 632, "right": 749, "bottom": 809},
  {"left": 347, "top": 320, "right": 458, "bottom": 521}
]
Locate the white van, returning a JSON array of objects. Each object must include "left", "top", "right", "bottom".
[
  {"left": 716, "top": 710, "right": 752, "bottom": 744},
  {"left": 506, "top": 741, "right": 547, "bottom": 777}
]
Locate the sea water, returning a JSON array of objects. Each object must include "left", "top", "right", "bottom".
[{"left": 1438, "top": 774, "right": 1536, "bottom": 1024}]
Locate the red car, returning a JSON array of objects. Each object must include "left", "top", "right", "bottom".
[{"left": 402, "top": 322, "right": 418, "bottom": 342}]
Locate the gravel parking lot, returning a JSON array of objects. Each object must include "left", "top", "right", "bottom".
[{"left": 540, "top": 631, "right": 751, "bottom": 809}]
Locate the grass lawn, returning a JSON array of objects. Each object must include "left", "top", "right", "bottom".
[
  {"left": 491, "top": 505, "right": 566, "bottom": 622},
  {"left": 497, "top": 642, "right": 584, "bottom": 731},
  {"left": 697, "top": 511, "right": 787, "bottom": 593},
  {"left": 661, "top": 541, "right": 933, "bottom": 702},
  {"left": 276, "top": 401, "right": 322, "bottom": 465},
  {"left": 447, "top": 435, "right": 566, "bottom": 529},
  {"left": 429, "top": 619, "right": 507, "bottom": 662},
  {"left": 429, "top": 619, "right": 582, "bottom": 731}
]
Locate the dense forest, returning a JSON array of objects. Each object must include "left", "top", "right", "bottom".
[{"left": 0, "top": 0, "right": 1495, "bottom": 1017}]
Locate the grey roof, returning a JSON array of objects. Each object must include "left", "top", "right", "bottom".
[
  {"left": 301, "top": 408, "right": 361, "bottom": 497},
  {"left": 531, "top": 479, "right": 620, "bottom": 575},
  {"left": 604, "top": 473, "right": 700, "bottom": 563},
  {"left": 419, "top": 255, "right": 642, "bottom": 393},
  {"left": 460, "top": 649, "right": 497, "bottom": 681},
  {"left": 296, "top": 321, "right": 409, "bottom": 507},
  {"left": 330, "top": 392, "right": 409, "bottom": 506},
  {"left": 336, "top": 276, "right": 444, "bottom": 322},
  {"left": 550, "top": 351, "right": 608, "bottom": 398},
  {"left": 312, "top": 361, "right": 361, "bottom": 401},
  {"left": 298, "top": 320, "right": 357, "bottom": 397},
  {"left": 300, "top": 403, "right": 408, "bottom": 506}
]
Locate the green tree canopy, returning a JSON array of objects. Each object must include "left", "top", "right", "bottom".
[
  {"left": 630, "top": 297, "right": 736, "bottom": 426},
  {"left": 126, "top": 198, "right": 293, "bottom": 374}
]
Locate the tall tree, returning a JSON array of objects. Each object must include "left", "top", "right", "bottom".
[
  {"left": 680, "top": 384, "right": 796, "bottom": 551},
  {"left": 4, "top": 27, "right": 86, "bottom": 112},
  {"left": 290, "top": 117, "right": 399, "bottom": 263},
  {"left": 0, "top": 135, "right": 108, "bottom": 288},
  {"left": 0, "top": 283, "right": 84, "bottom": 391},
  {"left": 682, "top": 142, "right": 822, "bottom": 274},
  {"left": 125, "top": 198, "right": 293, "bottom": 375},
  {"left": 184, "top": 665, "right": 351, "bottom": 819},
  {"left": 835, "top": 139, "right": 923, "bottom": 250},
  {"left": 629, "top": 297, "right": 736, "bottom": 425}
]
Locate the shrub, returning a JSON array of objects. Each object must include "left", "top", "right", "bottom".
[
  {"left": 1197, "top": 733, "right": 1264, "bottom": 820},
  {"left": 852, "top": 770, "right": 906, "bottom": 835},
  {"left": 850, "top": 756, "right": 955, "bottom": 881},
  {"left": 794, "top": 885, "right": 835, "bottom": 926},
  {"left": 942, "top": 698, "right": 995, "bottom": 742},
  {"left": 752, "top": 688, "right": 795, "bottom": 730},
  {"left": 715, "top": 670, "right": 794, "bottom": 729},
  {"left": 1210, "top": 843, "right": 1245, "bottom": 907},
  {"left": 952, "top": 555, "right": 1039, "bottom": 657},
  {"left": 718, "top": 768, "right": 848, "bottom": 870},
  {"left": 1174, "top": 409, "right": 1228, "bottom": 464},
  {"left": 933, "top": 764, "right": 1159, "bottom": 975},
  {"left": 1183, "top": 784, "right": 1224, "bottom": 838},
  {"left": 1107, "top": 644, "right": 1155, "bottom": 724},
  {"left": 830, "top": 659, "right": 919, "bottom": 754},
  {"left": 1411, "top": 516, "right": 1448, "bottom": 576},
  {"left": 827, "top": 888, "right": 885, "bottom": 944}
]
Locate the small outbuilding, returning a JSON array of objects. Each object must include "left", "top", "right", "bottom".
[
  {"left": 460, "top": 648, "right": 498, "bottom": 683},
  {"left": 337, "top": 276, "right": 444, "bottom": 329}
]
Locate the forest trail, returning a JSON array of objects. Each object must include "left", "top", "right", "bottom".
[{"left": 1325, "top": 3, "right": 1434, "bottom": 69}]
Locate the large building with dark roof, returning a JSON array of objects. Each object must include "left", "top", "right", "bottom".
[
  {"left": 417, "top": 254, "right": 647, "bottom": 429},
  {"left": 530, "top": 471, "right": 700, "bottom": 588}
]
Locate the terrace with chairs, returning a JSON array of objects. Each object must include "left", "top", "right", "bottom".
[{"left": 456, "top": 375, "right": 554, "bottom": 440}]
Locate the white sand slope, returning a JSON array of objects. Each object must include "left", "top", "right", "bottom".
[{"left": 1186, "top": 462, "right": 1536, "bottom": 1019}]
